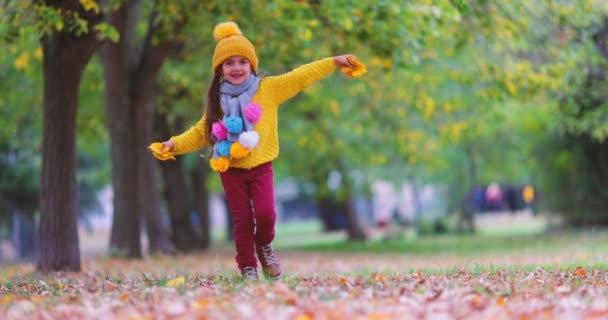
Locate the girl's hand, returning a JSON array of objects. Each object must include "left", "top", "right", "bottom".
[
  {"left": 333, "top": 54, "right": 357, "bottom": 68},
  {"left": 162, "top": 140, "right": 175, "bottom": 152}
]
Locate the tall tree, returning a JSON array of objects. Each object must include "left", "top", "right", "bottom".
[
  {"left": 102, "top": 0, "right": 189, "bottom": 257},
  {"left": 36, "top": 0, "right": 104, "bottom": 271}
]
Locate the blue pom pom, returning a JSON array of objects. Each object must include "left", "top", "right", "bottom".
[
  {"left": 224, "top": 116, "right": 243, "bottom": 134},
  {"left": 216, "top": 140, "right": 233, "bottom": 157}
]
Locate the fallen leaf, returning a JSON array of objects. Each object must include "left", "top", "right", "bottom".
[
  {"left": 574, "top": 267, "right": 587, "bottom": 278},
  {"left": 118, "top": 292, "right": 131, "bottom": 301},
  {"left": 496, "top": 295, "right": 506, "bottom": 306},
  {"left": 103, "top": 278, "right": 120, "bottom": 293},
  {"left": 166, "top": 277, "right": 185, "bottom": 288},
  {"left": 87, "top": 277, "right": 99, "bottom": 293},
  {"left": 192, "top": 299, "right": 210, "bottom": 309}
]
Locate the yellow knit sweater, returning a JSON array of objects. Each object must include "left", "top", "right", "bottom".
[{"left": 170, "top": 57, "right": 336, "bottom": 169}]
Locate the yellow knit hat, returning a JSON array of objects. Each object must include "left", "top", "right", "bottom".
[{"left": 212, "top": 22, "right": 258, "bottom": 72}]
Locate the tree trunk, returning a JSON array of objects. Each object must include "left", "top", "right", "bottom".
[
  {"left": 317, "top": 197, "right": 345, "bottom": 232},
  {"left": 103, "top": 2, "right": 185, "bottom": 257},
  {"left": 102, "top": 3, "right": 142, "bottom": 258},
  {"left": 459, "top": 143, "right": 477, "bottom": 233},
  {"left": 38, "top": 19, "right": 100, "bottom": 271},
  {"left": 191, "top": 162, "right": 211, "bottom": 249},
  {"left": 137, "top": 94, "right": 174, "bottom": 254},
  {"left": 335, "top": 158, "right": 367, "bottom": 241},
  {"left": 154, "top": 112, "right": 199, "bottom": 251}
]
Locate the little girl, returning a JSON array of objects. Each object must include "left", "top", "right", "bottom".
[{"left": 151, "top": 21, "right": 360, "bottom": 281}]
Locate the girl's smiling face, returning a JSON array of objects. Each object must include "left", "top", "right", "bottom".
[{"left": 221, "top": 56, "right": 252, "bottom": 85}]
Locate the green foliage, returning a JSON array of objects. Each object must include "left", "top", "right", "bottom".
[{"left": 2, "top": 0, "right": 608, "bottom": 233}]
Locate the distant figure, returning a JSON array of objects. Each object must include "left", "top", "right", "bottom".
[
  {"left": 522, "top": 184, "right": 537, "bottom": 213},
  {"left": 150, "top": 21, "right": 362, "bottom": 281},
  {"left": 485, "top": 182, "right": 503, "bottom": 211},
  {"left": 470, "top": 186, "right": 486, "bottom": 212},
  {"left": 523, "top": 184, "right": 535, "bottom": 205}
]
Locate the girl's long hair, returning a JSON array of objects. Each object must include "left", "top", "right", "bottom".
[
  {"left": 205, "top": 71, "right": 222, "bottom": 146},
  {"left": 204, "top": 69, "right": 259, "bottom": 146}
]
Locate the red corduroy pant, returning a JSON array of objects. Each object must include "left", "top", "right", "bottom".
[{"left": 220, "top": 162, "right": 276, "bottom": 270}]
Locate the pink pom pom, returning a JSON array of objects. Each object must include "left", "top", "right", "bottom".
[
  {"left": 212, "top": 121, "right": 227, "bottom": 140},
  {"left": 244, "top": 102, "right": 262, "bottom": 123}
]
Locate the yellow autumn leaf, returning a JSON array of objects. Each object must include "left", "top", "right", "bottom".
[
  {"left": 506, "top": 80, "right": 517, "bottom": 95},
  {"left": 166, "top": 277, "right": 185, "bottom": 288},
  {"left": 341, "top": 56, "right": 368, "bottom": 78},
  {"left": 343, "top": 17, "right": 353, "bottom": 31},
  {"left": 302, "top": 28, "right": 312, "bottom": 41},
  {"left": 148, "top": 142, "right": 176, "bottom": 161},
  {"left": 573, "top": 267, "right": 587, "bottom": 278},
  {"left": 118, "top": 292, "right": 131, "bottom": 301},
  {"left": 443, "top": 102, "right": 453, "bottom": 113},
  {"left": 192, "top": 299, "right": 210, "bottom": 309},
  {"left": 14, "top": 52, "right": 30, "bottom": 70},
  {"left": 368, "top": 313, "right": 391, "bottom": 320},
  {"left": 79, "top": 0, "right": 100, "bottom": 14},
  {"left": 329, "top": 100, "right": 340, "bottom": 116},
  {"left": 0, "top": 293, "right": 15, "bottom": 303},
  {"left": 34, "top": 48, "right": 43, "bottom": 60},
  {"left": 424, "top": 97, "right": 435, "bottom": 119},
  {"left": 496, "top": 295, "right": 506, "bottom": 306}
]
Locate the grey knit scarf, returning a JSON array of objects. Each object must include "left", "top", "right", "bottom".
[{"left": 220, "top": 75, "right": 260, "bottom": 141}]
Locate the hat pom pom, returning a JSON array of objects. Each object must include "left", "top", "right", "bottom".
[
  {"left": 212, "top": 121, "right": 228, "bottom": 140},
  {"left": 216, "top": 140, "right": 233, "bottom": 157},
  {"left": 238, "top": 131, "right": 259, "bottom": 150},
  {"left": 244, "top": 102, "right": 262, "bottom": 123},
  {"left": 213, "top": 21, "right": 242, "bottom": 42},
  {"left": 210, "top": 157, "right": 230, "bottom": 172}
]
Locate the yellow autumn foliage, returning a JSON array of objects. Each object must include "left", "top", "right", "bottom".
[
  {"left": 14, "top": 52, "right": 30, "bottom": 70},
  {"left": 79, "top": 0, "right": 100, "bottom": 14}
]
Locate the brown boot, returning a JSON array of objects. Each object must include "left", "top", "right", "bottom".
[
  {"left": 240, "top": 266, "right": 259, "bottom": 281},
  {"left": 256, "top": 243, "right": 282, "bottom": 280}
]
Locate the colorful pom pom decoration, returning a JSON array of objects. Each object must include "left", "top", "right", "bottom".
[
  {"left": 212, "top": 121, "right": 228, "bottom": 140},
  {"left": 238, "top": 131, "right": 259, "bottom": 150},
  {"left": 210, "top": 157, "right": 230, "bottom": 172},
  {"left": 216, "top": 140, "right": 233, "bottom": 157},
  {"left": 244, "top": 102, "right": 262, "bottom": 123},
  {"left": 230, "top": 142, "right": 250, "bottom": 159},
  {"left": 224, "top": 116, "right": 243, "bottom": 134}
]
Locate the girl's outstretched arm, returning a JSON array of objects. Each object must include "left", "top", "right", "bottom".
[{"left": 264, "top": 54, "right": 356, "bottom": 106}]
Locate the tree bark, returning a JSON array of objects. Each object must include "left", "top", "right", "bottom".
[
  {"left": 38, "top": 7, "right": 101, "bottom": 271},
  {"left": 154, "top": 112, "right": 199, "bottom": 251},
  {"left": 103, "top": 2, "right": 185, "bottom": 257},
  {"left": 141, "top": 126, "right": 173, "bottom": 254},
  {"left": 191, "top": 162, "right": 211, "bottom": 249},
  {"left": 102, "top": 2, "right": 142, "bottom": 258},
  {"left": 335, "top": 158, "right": 367, "bottom": 241}
]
